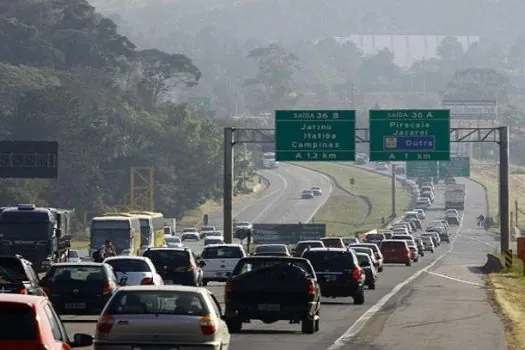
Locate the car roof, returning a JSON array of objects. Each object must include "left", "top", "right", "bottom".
[
  {"left": 117, "top": 285, "right": 207, "bottom": 293},
  {"left": 302, "top": 247, "right": 349, "bottom": 253},
  {"left": 0, "top": 294, "right": 47, "bottom": 305},
  {"left": 240, "top": 256, "right": 309, "bottom": 261},
  {"left": 297, "top": 240, "right": 322, "bottom": 244},
  {"left": 104, "top": 256, "right": 150, "bottom": 262},
  {"left": 257, "top": 244, "right": 287, "bottom": 247},
  {"left": 52, "top": 262, "right": 105, "bottom": 267},
  {"left": 381, "top": 239, "right": 408, "bottom": 244},
  {"left": 203, "top": 244, "right": 242, "bottom": 248},
  {"left": 321, "top": 237, "right": 343, "bottom": 240},
  {"left": 145, "top": 247, "right": 190, "bottom": 252}
]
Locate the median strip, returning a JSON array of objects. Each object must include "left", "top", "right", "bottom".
[{"left": 295, "top": 162, "right": 412, "bottom": 235}]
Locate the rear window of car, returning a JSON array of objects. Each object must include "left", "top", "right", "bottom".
[
  {"left": 201, "top": 246, "right": 243, "bottom": 259},
  {"left": 302, "top": 251, "right": 356, "bottom": 271},
  {"left": 255, "top": 245, "right": 287, "bottom": 253},
  {"left": 0, "top": 258, "right": 26, "bottom": 282},
  {"left": 0, "top": 303, "right": 36, "bottom": 340},
  {"left": 106, "top": 290, "right": 209, "bottom": 316},
  {"left": 44, "top": 266, "right": 106, "bottom": 283},
  {"left": 105, "top": 259, "right": 150, "bottom": 272},
  {"left": 321, "top": 238, "right": 343, "bottom": 246},
  {"left": 182, "top": 228, "right": 197, "bottom": 233},
  {"left": 365, "top": 234, "right": 384, "bottom": 241},
  {"left": 296, "top": 242, "right": 323, "bottom": 251},
  {"left": 144, "top": 250, "right": 189, "bottom": 265},
  {"left": 232, "top": 258, "right": 314, "bottom": 277},
  {"left": 380, "top": 241, "right": 407, "bottom": 249}
]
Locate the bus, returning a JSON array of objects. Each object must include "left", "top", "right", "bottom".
[
  {"left": 129, "top": 211, "right": 165, "bottom": 247},
  {"left": 0, "top": 204, "right": 72, "bottom": 271},
  {"left": 103, "top": 212, "right": 154, "bottom": 253},
  {"left": 90, "top": 216, "right": 141, "bottom": 257}
]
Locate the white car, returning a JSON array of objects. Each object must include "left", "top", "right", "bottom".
[
  {"left": 235, "top": 221, "right": 252, "bottom": 230},
  {"left": 181, "top": 231, "right": 200, "bottom": 241},
  {"left": 103, "top": 256, "right": 164, "bottom": 286},
  {"left": 201, "top": 244, "right": 246, "bottom": 285},
  {"left": 165, "top": 236, "right": 183, "bottom": 248},
  {"left": 67, "top": 249, "right": 81, "bottom": 263}
]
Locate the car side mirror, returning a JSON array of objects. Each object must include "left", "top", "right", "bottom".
[
  {"left": 119, "top": 276, "right": 128, "bottom": 286},
  {"left": 72, "top": 333, "right": 93, "bottom": 348},
  {"left": 198, "top": 260, "right": 206, "bottom": 267}
]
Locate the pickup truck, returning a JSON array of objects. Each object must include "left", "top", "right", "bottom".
[{"left": 224, "top": 256, "right": 321, "bottom": 334}]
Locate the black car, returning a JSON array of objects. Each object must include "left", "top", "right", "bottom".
[
  {"left": 355, "top": 252, "right": 377, "bottom": 289},
  {"left": 39, "top": 262, "right": 121, "bottom": 315},
  {"left": 438, "top": 231, "right": 451, "bottom": 243},
  {"left": 143, "top": 247, "right": 205, "bottom": 286},
  {"left": 302, "top": 248, "right": 365, "bottom": 304},
  {"left": 0, "top": 255, "right": 45, "bottom": 295},
  {"left": 224, "top": 256, "right": 321, "bottom": 334}
]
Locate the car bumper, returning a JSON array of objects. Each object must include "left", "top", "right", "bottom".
[
  {"left": 318, "top": 280, "right": 362, "bottom": 297},
  {"left": 94, "top": 341, "right": 223, "bottom": 350},
  {"left": 225, "top": 300, "right": 318, "bottom": 320},
  {"left": 203, "top": 271, "right": 231, "bottom": 281}
]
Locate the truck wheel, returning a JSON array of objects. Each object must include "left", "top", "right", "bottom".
[
  {"left": 301, "top": 317, "right": 315, "bottom": 334},
  {"left": 226, "top": 317, "right": 242, "bottom": 333},
  {"left": 353, "top": 289, "right": 365, "bottom": 305}
]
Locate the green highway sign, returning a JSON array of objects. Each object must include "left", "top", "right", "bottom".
[
  {"left": 275, "top": 110, "right": 356, "bottom": 161},
  {"left": 369, "top": 109, "right": 450, "bottom": 161},
  {"left": 406, "top": 161, "right": 438, "bottom": 178},
  {"left": 439, "top": 156, "right": 470, "bottom": 177}
]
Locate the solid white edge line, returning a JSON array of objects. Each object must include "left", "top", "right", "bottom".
[{"left": 326, "top": 199, "right": 464, "bottom": 350}]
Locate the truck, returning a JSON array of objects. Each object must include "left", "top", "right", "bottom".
[
  {"left": 445, "top": 184, "right": 466, "bottom": 210},
  {"left": 262, "top": 152, "right": 278, "bottom": 169},
  {"left": 163, "top": 218, "right": 176, "bottom": 235},
  {"left": 0, "top": 204, "right": 72, "bottom": 272}
]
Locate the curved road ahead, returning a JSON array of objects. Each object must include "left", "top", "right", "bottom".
[{"left": 65, "top": 163, "right": 483, "bottom": 350}]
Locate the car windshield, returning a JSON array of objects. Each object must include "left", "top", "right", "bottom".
[
  {"left": 201, "top": 246, "right": 243, "bottom": 259},
  {"left": 255, "top": 245, "right": 287, "bottom": 253},
  {"left": 44, "top": 266, "right": 106, "bottom": 283},
  {"left": 106, "top": 259, "right": 150, "bottom": 273},
  {"left": 165, "top": 237, "right": 181, "bottom": 243},
  {"left": 182, "top": 228, "right": 197, "bottom": 233},
  {"left": 232, "top": 258, "right": 313, "bottom": 277},
  {"left": 351, "top": 244, "right": 379, "bottom": 253},
  {"left": 296, "top": 241, "right": 323, "bottom": 253},
  {"left": 206, "top": 231, "right": 222, "bottom": 237},
  {"left": 0, "top": 303, "right": 36, "bottom": 340},
  {"left": 365, "top": 234, "right": 383, "bottom": 241},
  {"left": 351, "top": 247, "right": 372, "bottom": 256},
  {"left": 237, "top": 222, "right": 250, "bottom": 227},
  {"left": 69, "top": 250, "right": 79, "bottom": 258},
  {"left": 106, "top": 290, "right": 208, "bottom": 316},
  {"left": 0, "top": 258, "right": 27, "bottom": 282},
  {"left": 380, "top": 241, "right": 407, "bottom": 249},
  {"left": 303, "top": 251, "right": 356, "bottom": 271}
]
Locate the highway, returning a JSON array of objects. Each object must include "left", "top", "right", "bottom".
[{"left": 63, "top": 163, "right": 476, "bottom": 350}]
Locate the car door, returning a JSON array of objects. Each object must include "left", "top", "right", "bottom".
[{"left": 208, "top": 292, "right": 230, "bottom": 346}]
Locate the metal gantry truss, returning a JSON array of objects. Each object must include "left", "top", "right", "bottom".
[{"left": 233, "top": 127, "right": 502, "bottom": 144}]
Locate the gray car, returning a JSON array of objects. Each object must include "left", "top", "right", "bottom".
[
  {"left": 94, "top": 285, "right": 231, "bottom": 350},
  {"left": 419, "top": 235, "right": 435, "bottom": 253}
]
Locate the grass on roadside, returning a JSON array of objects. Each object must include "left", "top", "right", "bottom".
[
  {"left": 314, "top": 194, "right": 369, "bottom": 236},
  {"left": 488, "top": 254, "right": 525, "bottom": 350},
  {"left": 296, "top": 163, "right": 411, "bottom": 233},
  {"left": 471, "top": 168, "right": 525, "bottom": 230}
]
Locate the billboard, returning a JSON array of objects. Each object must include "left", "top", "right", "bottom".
[
  {"left": 442, "top": 100, "right": 497, "bottom": 120},
  {"left": 252, "top": 223, "right": 326, "bottom": 244}
]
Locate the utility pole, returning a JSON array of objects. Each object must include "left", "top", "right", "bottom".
[
  {"left": 223, "top": 128, "right": 234, "bottom": 244},
  {"left": 391, "top": 165, "right": 397, "bottom": 217},
  {"left": 500, "top": 126, "right": 510, "bottom": 254}
]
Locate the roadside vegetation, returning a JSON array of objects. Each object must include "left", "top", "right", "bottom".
[{"left": 297, "top": 163, "right": 411, "bottom": 236}]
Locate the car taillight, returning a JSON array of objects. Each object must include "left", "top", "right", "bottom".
[
  {"left": 188, "top": 264, "right": 196, "bottom": 272},
  {"left": 18, "top": 287, "right": 28, "bottom": 294},
  {"left": 102, "top": 283, "right": 112, "bottom": 295},
  {"left": 307, "top": 280, "right": 316, "bottom": 296},
  {"left": 200, "top": 314, "right": 217, "bottom": 335},
  {"left": 141, "top": 277, "right": 154, "bottom": 285},
  {"left": 225, "top": 281, "right": 234, "bottom": 294},
  {"left": 352, "top": 267, "right": 361, "bottom": 280},
  {"left": 96, "top": 313, "right": 114, "bottom": 334}
]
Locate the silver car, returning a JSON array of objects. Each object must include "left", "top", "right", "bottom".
[
  {"left": 103, "top": 256, "right": 163, "bottom": 286},
  {"left": 94, "top": 285, "right": 231, "bottom": 350},
  {"left": 419, "top": 235, "right": 435, "bottom": 253},
  {"left": 165, "top": 236, "right": 184, "bottom": 248}
]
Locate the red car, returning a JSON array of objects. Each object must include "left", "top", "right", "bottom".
[{"left": 379, "top": 240, "right": 411, "bottom": 266}]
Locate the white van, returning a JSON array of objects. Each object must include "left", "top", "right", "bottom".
[{"left": 200, "top": 244, "right": 246, "bottom": 285}]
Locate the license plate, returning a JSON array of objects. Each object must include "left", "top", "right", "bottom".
[
  {"left": 257, "top": 304, "right": 280, "bottom": 312},
  {"left": 325, "top": 275, "right": 337, "bottom": 281},
  {"left": 65, "top": 303, "right": 86, "bottom": 309}
]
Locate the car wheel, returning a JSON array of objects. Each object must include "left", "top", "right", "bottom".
[
  {"left": 226, "top": 317, "right": 243, "bottom": 333},
  {"left": 301, "top": 317, "right": 316, "bottom": 334},
  {"left": 368, "top": 282, "right": 376, "bottom": 290},
  {"left": 378, "top": 266, "right": 383, "bottom": 273},
  {"left": 431, "top": 249, "right": 434, "bottom": 253},
  {"left": 202, "top": 280, "right": 208, "bottom": 286},
  {"left": 353, "top": 289, "right": 365, "bottom": 305},
  {"left": 405, "top": 261, "right": 412, "bottom": 266}
]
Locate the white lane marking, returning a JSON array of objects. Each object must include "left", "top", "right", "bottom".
[
  {"left": 327, "top": 206, "right": 464, "bottom": 350},
  {"left": 460, "top": 234, "right": 498, "bottom": 248},
  {"left": 232, "top": 171, "right": 286, "bottom": 218},
  {"left": 250, "top": 170, "right": 289, "bottom": 223},
  {"left": 424, "top": 270, "right": 483, "bottom": 287}
]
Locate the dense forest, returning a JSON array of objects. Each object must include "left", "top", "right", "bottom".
[{"left": 0, "top": 0, "right": 256, "bottom": 221}]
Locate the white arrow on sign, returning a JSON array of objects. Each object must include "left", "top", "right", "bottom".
[
  {"left": 389, "top": 154, "right": 396, "bottom": 160},
  {"left": 295, "top": 153, "right": 302, "bottom": 159}
]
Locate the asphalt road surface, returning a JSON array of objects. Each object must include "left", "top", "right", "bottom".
[
  {"left": 64, "top": 165, "right": 456, "bottom": 350},
  {"left": 341, "top": 178, "right": 507, "bottom": 350}
]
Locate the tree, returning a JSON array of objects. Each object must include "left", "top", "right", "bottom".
[
  {"left": 444, "top": 67, "right": 511, "bottom": 102},
  {"left": 357, "top": 48, "right": 400, "bottom": 91},
  {"left": 133, "top": 49, "right": 201, "bottom": 110},
  {"left": 436, "top": 37, "right": 464, "bottom": 61},
  {"left": 244, "top": 43, "right": 300, "bottom": 113}
]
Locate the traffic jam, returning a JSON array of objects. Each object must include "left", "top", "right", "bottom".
[{"left": 0, "top": 180, "right": 460, "bottom": 349}]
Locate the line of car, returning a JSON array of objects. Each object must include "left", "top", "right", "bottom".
[{"left": 301, "top": 186, "right": 323, "bottom": 199}]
